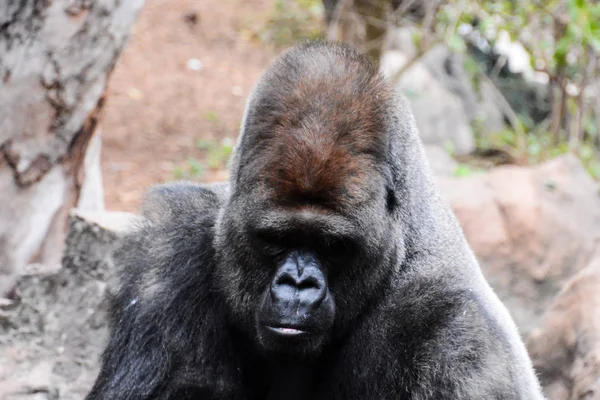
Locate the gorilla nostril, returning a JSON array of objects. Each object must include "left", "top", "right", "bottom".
[
  {"left": 275, "top": 273, "right": 298, "bottom": 288},
  {"left": 298, "top": 276, "right": 321, "bottom": 290},
  {"left": 274, "top": 272, "right": 322, "bottom": 292}
]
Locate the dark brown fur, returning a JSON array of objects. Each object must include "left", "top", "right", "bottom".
[{"left": 238, "top": 44, "right": 392, "bottom": 211}]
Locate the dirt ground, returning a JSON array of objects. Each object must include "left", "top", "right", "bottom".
[{"left": 101, "top": 0, "right": 278, "bottom": 211}]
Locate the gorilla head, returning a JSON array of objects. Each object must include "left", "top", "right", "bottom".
[{"left": 214, "top": 42, "right": 402, "bottom": 359}]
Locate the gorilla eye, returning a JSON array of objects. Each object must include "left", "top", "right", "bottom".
[
  {"left": 385, "top": 186, "right": 396, "bottom": 213},
  {"left": 327, "top": 238, "right": 346, "bottom": 253},
  {"left": 321, "top": 236, "right": 355, "bottom": 263},
  {"left": 254, "top": 229, "right": 281, "bottom": 245},
  {"left": 253, "top": 229, "right": 287, "bottom": 257}
]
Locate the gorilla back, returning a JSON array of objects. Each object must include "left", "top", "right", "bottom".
[{"left": 87, "top": 41, "right": 545, "bottom": 399}]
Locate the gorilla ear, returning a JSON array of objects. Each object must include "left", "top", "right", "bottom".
[{"left": 385, "top": 185, "right": 397, "bottom": 213}]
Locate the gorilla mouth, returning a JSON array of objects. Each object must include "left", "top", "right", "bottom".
[{"left": 266, "top": 325, "right": 309, "bottom": 337}]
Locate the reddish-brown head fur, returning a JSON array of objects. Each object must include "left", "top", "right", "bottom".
[{"left": 236, "top": 42, "right": 393, "bottom": 212}]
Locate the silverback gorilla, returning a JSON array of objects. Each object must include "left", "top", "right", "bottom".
[{"left": 87, "top": 41, "right": 545, "bottom": 399}]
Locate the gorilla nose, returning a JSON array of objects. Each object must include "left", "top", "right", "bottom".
[
  {"left": 270, "top": 258, "right": 327, "bottom": 309},
  {"left": 261, "top": 252, "right": 335, "bottom": 337}
]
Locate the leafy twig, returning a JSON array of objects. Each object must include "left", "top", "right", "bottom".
[{"left": 478, "top": 73, "right": 528, "bottom": 154}]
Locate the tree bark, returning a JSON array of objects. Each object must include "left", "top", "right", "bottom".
[
  {"left": 0, "top": 0, "right": 145, "bottom": 287},
  {"left": 325, "top": 0, "right": 394, "bottom": 64}
]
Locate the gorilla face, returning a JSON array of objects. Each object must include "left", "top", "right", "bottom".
[
  {"left": 243, "top": 200, "right": 376, "bottom": 358},
  {"left": 239, "top": 201, "right": 389, "bottom": 360}
]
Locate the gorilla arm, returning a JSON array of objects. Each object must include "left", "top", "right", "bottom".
[
  {"left": 86, "top": 182, "right": 242, "bottom": 400},
  {"left": 322, "top": 275, "right": 543, "bottom": 399}
]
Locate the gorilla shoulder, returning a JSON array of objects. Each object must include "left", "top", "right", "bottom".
[
  {"left": 106, "top": 180, "right": 228, "bottom": 316},
  {"left": 139, "top": 181, "right": 230, "bottom": 223}
]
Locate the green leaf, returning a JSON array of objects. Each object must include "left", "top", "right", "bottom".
[
  {"left": 443, "top": 140, "right": 455, "bottom": 157},
  {"left": 567, "top": 0, "right": 583, "bottom": 20},
  {"left": 588, "top": 162, "right": 600, "bottom": 179},
  {"left": 220, "top": 137, "right": 235, "bottom": 152},
  {"left": 454, "top": 164, "right": 472, "bottom": 178},
  {"left": 553, "top": 35, "right": 571, "bottom": 67},
  {"left": 589, "top": 37, "right": 600, "bottom": 51},
  {"left": 186, "top": 158, "right": 205, "bottom": 177},
  {"left": 412, "top": 31, "right": 423, "bottom": 48},
  {"left": 540, "top": 40, "right": 553, "bottom": 50},
  {"left": 579, "top": 145, "right": 595, "bottom": 161},
  {"left": 463, "top": 55, "right": 479, "bottom": 75},
  {"left": 173, "top": 166, "right": 185, "bottom": 179},
  {"left": 478, "top": 16, "right": 494, "bottom": 34},
  {"left": 584, "top": 116, "right": 598, "bottom": 136},
  {"left": 528, "top": 140, "right": 542, "bottom": 157},
  {"left": 204, "top": 110, "right": 219, "bottom": 123},
  {"left": 448, "top": 34, "right": 467, "bottom": 53},
  {"left": 403, "top": 89, "right": 419, "bottom": 99},
  {"left": 196, "top": 138, "right": 214, "bottom": 150}
]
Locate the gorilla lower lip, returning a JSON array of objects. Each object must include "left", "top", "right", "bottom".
[{"left": 267, "top": 326, "right": 308, "bottom": 336}]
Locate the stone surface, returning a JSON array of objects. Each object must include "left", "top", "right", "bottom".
[
  {"left": 422, "top": 45, "right": 505, "bottom": 133},
  {"left": 527, "top": 255, "right": 600, "bottom": 400},
  {"left": 438, "top": 155, "right": 600, "bottom": 335},
  {"left": 423, "top": 144, "right": 459, "bottom": 177},
  {"left": 381, "top": 50, "right": 476, "bottom": 155},
  {"left": 0, "top": 210, "right": 135, "bottom": 399},
  {"left": 382, "top": 29, "right": 508, "bottom": 154}
]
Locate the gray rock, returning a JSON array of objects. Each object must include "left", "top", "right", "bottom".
[
  {"left": 381, "top": 50, "right": 476, "bottom": 155},
  {"left": 423, "top": 144, "right": 459, "bottom": 177},
  {"left": 437, "top": 155, "right": 600, "bottom": 336},
  {"left": 422, "top": 45, "right": 505, "bottom": 133},
  {"left": 527, "top": 255, "right": 600, "bottom": 400},
  {"left": 0, "top": 209, "right": 136, "bottom": 400}
]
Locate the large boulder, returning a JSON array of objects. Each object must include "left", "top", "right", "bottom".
[
  {"left": 382, "top": 29, "right": 508, "bottom": 154},
  {"left": 0, "top": 209, "right": 136, "bottom": 399},
  {"left": 423, "top": 144, "right": 459, "bottom": 177},
  {"left": 437, "top": 155, "right": 600, "bottom": 336},
  {"left": 527, "top": 255, "right": 600, "bottom": 400},
  {"left": 421, "top": 45, "right": 505, "bottom": 134},
  {"left": 381, "top": 50, "right": 476, "bottom": 155}
]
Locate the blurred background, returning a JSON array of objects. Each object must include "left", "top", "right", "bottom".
[{"left": 0, "top": 0, "right": 599, "bottom": 398}]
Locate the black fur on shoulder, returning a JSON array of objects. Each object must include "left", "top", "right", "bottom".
[{"left": 87, "top": 182, "right": 243, "bottom": 399}]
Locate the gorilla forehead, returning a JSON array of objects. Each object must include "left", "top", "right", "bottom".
[
  {"left": 235, "top": 41, "right": 394, "bottom": 210},
  {"left": 245, "top": 204, "right": 360, "bottom": 241}
]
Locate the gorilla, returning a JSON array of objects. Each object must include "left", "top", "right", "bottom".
[{"left": 87, "top": 41, "right": 544, "bottom": 399}]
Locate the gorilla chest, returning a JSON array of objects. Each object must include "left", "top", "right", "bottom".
[
  {"left": 240, "top": 362, "right": 417, "bottom": 400},
  {"left": 263, "top": 364, "right": 316, "bottom": 400}
]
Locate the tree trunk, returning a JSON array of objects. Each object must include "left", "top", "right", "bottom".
[
  {"left": 325, "top": 0, "right": 394, "bottom": 64},
  {"left": 0, "top": 0, "right": 145, "bottom": 290}
]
